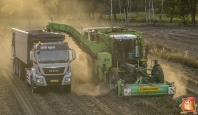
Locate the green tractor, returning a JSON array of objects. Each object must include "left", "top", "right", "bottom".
[{"left": 46, "top": 22, "right": 176, "bottom": 97}]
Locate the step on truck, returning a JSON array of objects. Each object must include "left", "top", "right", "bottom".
[{"left": 12, "top": 28, "right": 76, "bottom": 93}]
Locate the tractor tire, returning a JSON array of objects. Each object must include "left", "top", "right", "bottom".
[
  {"left": 31, "top": 77, "right": 37, "bottom": 93},
  {"left": 151, "top": 66, "right": 164, "bottom": 83},
  {"left": 63, "top": 85, "right": 71, "bottom": 93},
  {"left": 108, "top": 67, "right": 119, "bottom": 90},
  {"left": 18, "top": 60, "right": 25, "bottom": 79}
]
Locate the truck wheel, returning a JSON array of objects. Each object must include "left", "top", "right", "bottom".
[
  {"left": 18, "top": 61, "right": 24, "bottom": 79},
  {"left": 108, "top": 67, "right": 119, "bottom": 90},
  {"left": 31, "top": 77, "right": 37, "bottom": 93},
  {"left": 25, "top": 71, "right": 29, "bottom": 86},
  {"left": 151, "top": 66, "right": 164, "bottom": 83},
  {"left": 15, "top": 58, "right": 19, "bottom": 76},
  {"left": 13, "top": 58, "right": 16, "bottom": 74},
  {"left": 63, "top": 85, "right": 71, "bottom": 93}
]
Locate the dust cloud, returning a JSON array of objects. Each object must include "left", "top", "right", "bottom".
[
  {"left": 149, "top": 56, "right": 187, "bottom": 98},
  {"left": 66, "top": 34, "right": 110, "bottom": 97},
  {"left": 162, "top": 64, "right": 187, "bottom": 98},
  {"left": 0, "top": 0, "right": 110, "bottom": 97}
]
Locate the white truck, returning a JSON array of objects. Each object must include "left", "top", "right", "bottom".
[{"left": 12, "top": 28, "right": 76, "bottom": 93}]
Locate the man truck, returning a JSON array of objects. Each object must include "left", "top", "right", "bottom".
[{"left": 12, "top": 28, "right": 76, "bottom": 93}]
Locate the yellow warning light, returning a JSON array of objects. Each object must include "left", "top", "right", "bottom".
[{"left": 141, "top": 58, "right": 147, "bottom": 62}]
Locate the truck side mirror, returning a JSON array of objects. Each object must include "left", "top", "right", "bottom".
[
  {"left": 71, "top": 49, "right": 76, "bottom": 60},
  {"left": 30, "top": 51, "right": 33, "bottom": 61}
]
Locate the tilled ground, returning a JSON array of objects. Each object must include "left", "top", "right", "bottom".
[
  {"left": 131, "top": 26, "right": 198, "bottom": 58},
  {"left": 0, "top": 26, "right": 197, "bottom": 115}
]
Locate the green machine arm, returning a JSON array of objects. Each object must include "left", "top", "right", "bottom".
[{"left": 46, "top": 22, "right": 107, "bottom": 58}]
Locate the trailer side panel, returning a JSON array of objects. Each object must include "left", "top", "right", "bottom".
[{"left": 13, "top": 29, "right": 29, "bottom": 64}]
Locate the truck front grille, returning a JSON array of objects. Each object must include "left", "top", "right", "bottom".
[
  {"left": 43, "top": 67, "right": 65, "bottom": 74},
  {"left": 44, "top": 75, "right": 64, "bottom": 85}
]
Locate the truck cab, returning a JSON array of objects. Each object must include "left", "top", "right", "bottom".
[
  {"left": 12, "top": 28, "right": 76, "bottom": 93},
  {"left": 29, "top": 41, "right": 75, "bottom": 93}
]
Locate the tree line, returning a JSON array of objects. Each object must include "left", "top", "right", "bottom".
[{"left": 0, "top": 0, "right": 197, "bottom": 26}]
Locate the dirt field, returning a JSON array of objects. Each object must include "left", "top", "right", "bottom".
[
  {"left": 0, "top": 25, "right": 198, "bottom": 115},
  {"left": 133, "top": 26, "right": 198, "bottom": 57}
]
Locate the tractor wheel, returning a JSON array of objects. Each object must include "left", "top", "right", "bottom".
[
  {"left": 63, "top": 85, "right": 71, "bottom": 93},
  {"left": 151, "top": 66, "right": 164, "bottom": 83},
  {"left": 108, "top": 67, "right": 119, "bottom": 90}
]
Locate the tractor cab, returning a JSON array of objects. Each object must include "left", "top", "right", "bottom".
[{"left": 110, "top": 34, "right": 139, "bottom": 67}]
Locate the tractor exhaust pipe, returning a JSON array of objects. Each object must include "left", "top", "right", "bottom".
[
  {"left": 154, "top": 60, "right": 158, "bottom": 65},
  {"left": 135, "top": 46, "right": 139, "bottom": 58}
]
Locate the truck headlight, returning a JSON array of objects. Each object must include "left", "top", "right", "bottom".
[
  {"left": 65, "top": 77, "right": 71, "bottom": 82},
  {"left": 36, "top": 78, "right": 44, "bottom": 83}
]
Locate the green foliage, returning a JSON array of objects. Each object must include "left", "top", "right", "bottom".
[
  {"left": 163, "top": 0, "right": 197, "bottom": 25},
  {"left": 0, "top": 0, "right": 197, "bottom": 25}
]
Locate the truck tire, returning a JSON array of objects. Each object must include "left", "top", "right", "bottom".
[
  {"left": 31, "top": 77, "right": 37, "bottom": 93},
  {"left": 63, "top": 85, "right": 71, "bottom": 93},
  {"left": 108, "top": 67, "right": 119, "bottom": 90},
  {"left": 15, "top": 58, "right": 19, "bottom": 76},
  {"left": 151, "top": 66, "right": 164, "bottom": 83},
  {"left": 13, "top": 58, "right": 16, "bottom": 75},
  {"left": 18, "top": 60, "right": 25, "bottom": 79},
  {"left": 24, "top": 71, "right": 29, "bottom": 86}
]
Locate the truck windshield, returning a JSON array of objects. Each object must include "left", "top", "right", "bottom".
[{"left": 37, "top": 50, "right": 69, "bottom": 63}]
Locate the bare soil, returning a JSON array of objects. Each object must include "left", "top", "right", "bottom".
[
  {"left": 131, "top": 26, "right": 198, "bottom": 57},
  {"left": 0, "top": 25, "right": 197, "bottom": 115}
]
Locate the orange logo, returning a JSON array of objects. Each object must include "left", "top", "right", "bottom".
[{"left": 179, "top": 97, "right": 197, "bottom": 114}]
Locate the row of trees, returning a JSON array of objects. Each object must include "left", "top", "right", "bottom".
[
  {"left": 0, "top": 0, "right": 197, "bottom": 26},
  {"left": 164, "top": 0, "right": 197, "bottom": 25}
]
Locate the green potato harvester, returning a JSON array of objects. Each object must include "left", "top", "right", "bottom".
[{"left": 46, "top": 22, "right": 176, "bottom": 97}]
